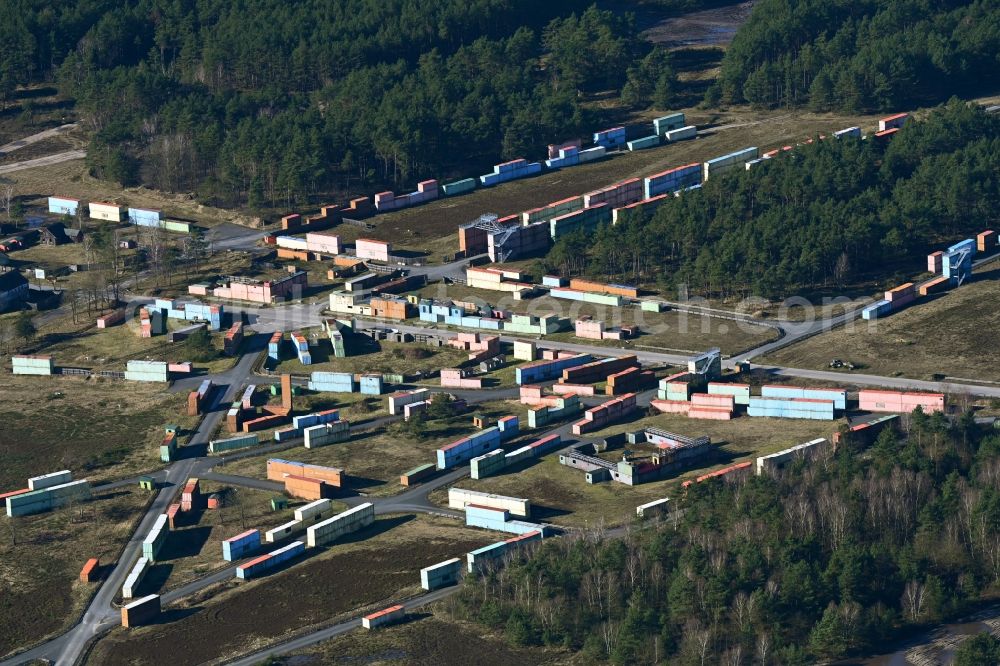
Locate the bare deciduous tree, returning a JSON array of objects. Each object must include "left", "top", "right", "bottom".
[
  {"left": 902, "top": 579, "right": 925, "bottom": 622},
  {"left": 0, "top": 182, "right": 13, "bottom": 224}
]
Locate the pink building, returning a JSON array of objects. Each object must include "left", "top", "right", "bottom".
[
  {"left": 574, "top": 316, "right": 637, "bottom": 341},
  {"left": 208, "top": 271, "right": 308, "bottom": 304},
  {"left": 688, "top": 406, "right": 734, "bottom": 421},
  {"left": 441, "top": 368, "right": 483, "bottom": 389},
  {"left": 447, "top": 333, "right": 500, "bottom": 363},
  {"left": 858, "top": 390, "right": 945, "bottom": 414},
  {"left": 691, "top": 393, "right": 735, "bottom": 410},
  {"left": 306, "top": 231, "right": 341, "bottom": 255},
  {"left": 97, "top": 310, "right": 126, "bottom": 329},
  {"left": 575, "top": 317, "right": 605, "bottom": 340},
  {"left": 519, "top": 385, "right": 572, "bottom": 407},
  {"left": 552, "top": 382, "right": 595, "bottom": 396},
  {"left": 651, "top": 399, "right": 691, "bottom": 415},
  {"left": 355, "top": 239, "right": 391, "bottom": 262}
]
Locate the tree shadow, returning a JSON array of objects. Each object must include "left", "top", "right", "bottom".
[{"left": 671, "top": 46, "right": 725, "bottom": 73}]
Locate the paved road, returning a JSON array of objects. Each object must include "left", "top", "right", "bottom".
[
  {"left": 0, "top": 339, "right": 581, "bottom": 666},
  {"left": 226, "top": 585, "right": 459, "bottom": 666},
  {"left": 204, "top": 223, "right": 271, "bottom": 252},
  {"left": 0, "top": 124, "right": 77, "bottom": 155},
  {"left": 0, "top": 149, "right": 86, "bottom": 174},
  {"left": 734, "top": 249, "right": 1000, "bottom": 362},
  {"left": 201, "top": 471, "right": 284, "bottom": 493},
  {"left": 232, "top": 302, "right": 1000, "bottom": 399},
  {"left": 221, "top": 408, "right": 643, "bottom": 666},
  {"left": 3, "top": 346, "right": 261, "bottom": 666},
  {"left": 6, "top": 231, "right": 997, "bottom": 663},
  {"left": 764, "top": 366, "right": 1000, "bottom": 399}
]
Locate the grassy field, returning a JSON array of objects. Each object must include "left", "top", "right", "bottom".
[
  {"left": 435, "top": 410, "right": 843, "bottom": 528},
  {"left": 85, "top": 514, "right": 496, "bottom": 666},
  {"left": 7, "top": 242, "right": 98, "bottom": 272},
  {"left": 0, "top": 374, "right": 200, "bottom": 490},
  {"left": 274, "top": 339, "right": 470, "bottom": 377},
  {"left": 290, "top": 390, "right": 388, "bottom": 424},
  {"left": 413, "top": 283, "right": 778, "bottom": 355},
  {"left": 0, "top": 131, "right": 80, "bottom": 165},
  {"left": 458, "top": 356, "right": 529, "bottom": 388},
  {"left": 0, "top": 86, "right": 80, "bottom": 154},
  {"left": 272, "top": 332, "right": 529, "bottom": 388},
  {"left": 4, "top": 157, "right": 259, "bottom": 229},
  {"left": 354, "top": 106, "right": 887, "bottom": 259},
  {"left": 583, "top": 410, "right": 845, "bottom": 459},
  {"left": 0, "top": 487, "right": 150, "bottom": 658},
  {"left": 1, "top": 231, "right": 248, "bottom": 299},
  {"left": 763, "top": 269, "right": 1000, "bottom": 383},
  {"left": 221, "top": 400, "right": 527, "bottom": 497},
  {"left": 143, "top": 482, "right": 346, "bottom": 594},
  {"left": 132, "top": 250, "right": 259, "bottom": 299},
  {"left": 289, "top": 612, "right": 572, "bottom": 666},
  {"left": 19, "top": 308, "right": 241, "bottom": 375}
]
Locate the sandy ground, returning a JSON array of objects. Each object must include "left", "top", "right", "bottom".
[{"left": 605, "top": 0, "right": 755, "bottom": 48}]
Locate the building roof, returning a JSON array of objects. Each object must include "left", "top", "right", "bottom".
[
  {"left": 0, "top": 270, "right": 28, "bottom": 292},
  {"left": 41, "top": 223, "right": 70, "bottom": 243}
]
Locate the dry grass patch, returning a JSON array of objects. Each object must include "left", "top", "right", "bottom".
[
  {"left": 222, "top": 401, "right": 525, "bottom": 498},
  {"left": 763, "top": 270, "right": 1000, "bottom": 383},
  {"left": 27, "top": 309, "right": 239, "bottom": 374},
  {"left": 146, "top": 482, "right": 345, "bottom": 593},
  {"left": 5, "top": 158, "right": 254, "bottom": 228},
  {"left": 0, "top": 487, "right": 150, "bottom": 658},
  {"left": 0, "top": 374, "right": 199, "bottom": 489},
  {"left": 435, "top": 410, "right": 843, "bottom": 528},
  {"left": 289, "top": 612, "right": 571, "bottom": 666},
  {"left": 274, "top": 339, "right": 470, "bottom": 377},
  {"left": 86, "top": 514, "right": 495, "bottom": 666}
]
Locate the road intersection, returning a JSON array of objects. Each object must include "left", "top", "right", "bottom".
[{"left": 5, "top": 238, "right": 999, "bottom": 665}]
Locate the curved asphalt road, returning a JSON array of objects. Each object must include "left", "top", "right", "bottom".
[
  {"left": 4, "top": 235, "right": 997, "bottom": 664},
  {"left": 0, "top": 350, "right": 590, "bottom": 666}
]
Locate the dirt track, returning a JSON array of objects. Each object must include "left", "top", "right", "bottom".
[
  {"left": 0, "top": 124, "right": 78, "bottom": 155},
  {"left": 0, "top": 150, "right": 86, "bottom": 175}
]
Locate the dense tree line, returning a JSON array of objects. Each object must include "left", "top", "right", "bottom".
[
  {"left": 1, "top": 1, "right": 680, "bottom": 207},
  {"left": 710, "top": 0, "right": 1000, "bottom": 111},
  {"left": 452, "top": 408, "right": 1000, "bottom": 664},
  {"left": 545, "top": 102, "right": 1000, "bottom": 299}
]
